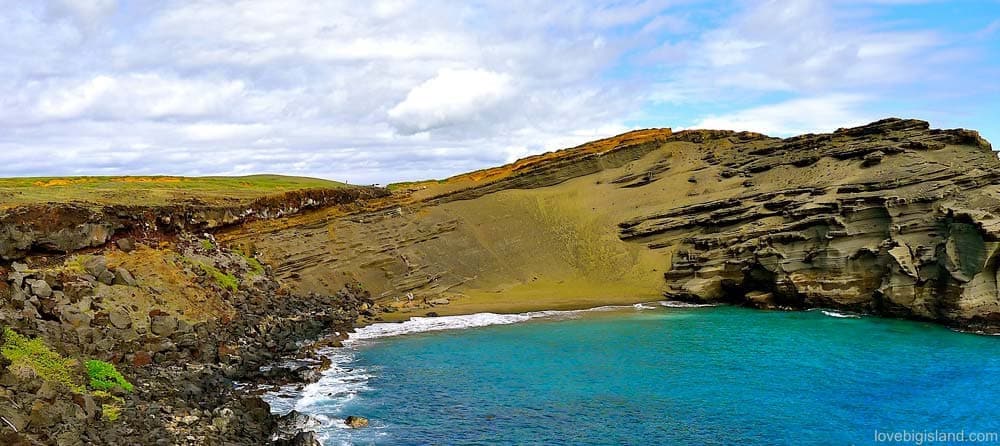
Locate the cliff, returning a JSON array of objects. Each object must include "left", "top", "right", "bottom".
[
  {"left": 0, "top": 179, "right": 386, "bottom": 445},
  {"left": 3, "top": 118, "right": 1000, "bottom": 444},
  {"left": 225, "top": 118, "right": 1000, "bottom": 331}
]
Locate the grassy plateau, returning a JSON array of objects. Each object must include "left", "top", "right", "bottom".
[{"left": 0, "top": 174, "right": 346, "bottom": 209}]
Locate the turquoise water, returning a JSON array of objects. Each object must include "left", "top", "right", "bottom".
[{"left": 273, "top": 305, "right": 1000, "bottom": 445}]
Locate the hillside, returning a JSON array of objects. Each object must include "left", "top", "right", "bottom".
[
  {"left": 224, "top": 118, "right": 1000, "bottom": 331},
  {"left": 0, "top": 175, "right": 387, "bottom": 260},
  {"left": 0, "top": 175, "right": 347, "bottom": 209}
]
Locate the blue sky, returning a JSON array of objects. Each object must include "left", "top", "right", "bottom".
[{"left": 0, "top": 0, "right": 997, "bottom": 184}]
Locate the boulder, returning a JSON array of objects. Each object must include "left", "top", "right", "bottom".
[
  {"left": 862, "top": 150, "right": 885, "bottom": 167},
  {"left": 62, "top": 281, "right": 94, "bottom": 301},
  {"left": 97, "top": 270, "right": 115, "bottom": 286},
  {"left": 7, "top": 271, "right": 25, "bottom": 287},
  {"left": 83, "top": 256, "right": 108, "bottom": 277},
  {"left": 427, "top": 298, "right": 450, "bottom": 306},
  {"left": 115, "top": 238, "right": 135, "bottom": 252},
  {"left": 344, "top": 416, "right": 369, "bottom": 429},
  {"left": 11, "top": 262, "right": 28, "bottom": 273},
  {"left": 150, "top": 314, "right": 178, "bottom": 337},
  {"left": 28, "top": 400, "right": 57, "bottom": 429},
  {"left": 113, "top": 267, "right": 137, "bottom": 287},
  {"left": 28, "top": 279, "right": 52, "bottom": 298},
  {"left": 275, "top": 431, "right": 322, "bottom": 446},
  {"left": 71, "top": 393, "right": 99, "bottom": 420},
  {"left": 109, "top": 308, "right": 132, "bottom": 329}
]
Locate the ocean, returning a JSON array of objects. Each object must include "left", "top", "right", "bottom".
[{"left": 266, "top": 303, "right": 1000, "bottom": 445}]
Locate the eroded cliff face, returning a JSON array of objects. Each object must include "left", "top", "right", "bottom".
[
  {"left": 225, "top": 118, "right": 1000, "bottom": 330},
  {"left": 0, "top": 187, "right": 388, "bottom": 260},
  {"left": 627, "top": 119, "right": 1000, "bottom": 330}
]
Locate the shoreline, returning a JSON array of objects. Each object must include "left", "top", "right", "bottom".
[{"left": 374, "top": 289, "right": 666, "bottom": 324}]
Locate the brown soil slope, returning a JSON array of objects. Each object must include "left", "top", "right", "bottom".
[{"left": 225, "top": 118, "right": 1000, "bottom": 330}]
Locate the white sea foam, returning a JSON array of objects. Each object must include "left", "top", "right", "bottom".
[
  {"left": 347, "top": 304, "right": 651, "bottom": 342},
  {"left": 819, "top": 309, "right": 861, "bottom": 319},
  {"left": 262, "top": 348, "right": 373, "bottom": 417},
  {"left": 348, "top": 312, "right": 533, "bottom": 341},
  {"left": 659, "top": 300, "right": 718, "bottom": 308},
  {"left": 267, "top": 301, "right": 706, "bottom": 442}
]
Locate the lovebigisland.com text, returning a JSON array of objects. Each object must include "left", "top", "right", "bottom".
[{"left": 875, "top": 430, "right": 1000, "bottom": 445}]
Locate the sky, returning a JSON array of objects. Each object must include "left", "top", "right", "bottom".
[{"left": 1, "top": 0, "right": 998, "bottom": 185}]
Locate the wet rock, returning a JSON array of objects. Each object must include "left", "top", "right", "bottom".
[
  {"left": 344, "top": 416, "right": 369, "bottom": 429},
  {"left": 275, "top": 431, "right": 322, "bottom": 446}
]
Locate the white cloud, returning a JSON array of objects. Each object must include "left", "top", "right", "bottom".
[
  {"left": 0, "top": 0, "right": 993, "bottom": 184},
  {"left": 388, "top": 68, "right": 514, "bottom": 134},
  {"left": 33, "top": 74, "right": 247, "bottom": 120},
  {"left": 689, "top": 94, "right": 872, "bottom": 136},
  {"left": 181, "top": 123, "right": 271, "bottom": 141},
  {"left": 46, "top": 0, "right": 117, "bottom": 31}
]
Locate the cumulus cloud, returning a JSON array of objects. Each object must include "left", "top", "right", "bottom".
[
  {"left": 689, "top": 94, "right": 873, "bottom": 136},
  {"left": 388, "top": 69, "right": 514, "bottom": 134},
  {"left": 0, "top": 0, "right": 995, "bottom": 184},
  {"left": 33, "top": 74, "right": 247, "bottom": 120}
]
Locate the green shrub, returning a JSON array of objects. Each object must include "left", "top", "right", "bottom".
[
  {"left": 1, "top": 327, "right": 83, "bottom": 392},
  {"left": 200, "top": 239, "right": 215, "bottom": 251},
  {"left": 85, "top": 360, "right": 133, "bottom": 392}
]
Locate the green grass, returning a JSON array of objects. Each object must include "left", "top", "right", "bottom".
[
  {"left": 0, "top": 174, "right": 347, "bottom": 209},
  {"left": 1, "top": 327, "right": 84, "bottom": 392},
  {"left": 2, "top": 328, "right": 136, "bottom": 423},
  {"left": 200, "top": 239, "right": 216, "bottom": 251},
  {"left": 235, "top": 249, "right": 265, "bottom": 276},
  {"left": 85, "top": 360, "right": 133, "bottom": 392},
  {"left": 199, "top": 263, "right": 239, "bottom": 292}
]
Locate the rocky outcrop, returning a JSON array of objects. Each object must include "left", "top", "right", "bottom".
[
  {"left": 615, "top": 119, "right": 1000, "bottom": 330},
  {"left": 0, "top": 187, "right": 389, "bottom": 260},
  {"left": 228, "top": 118, "right": 1000, "bottom": 332},
  {"left": 0, "top": 236, "right": 374, "bottom": 445}
]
